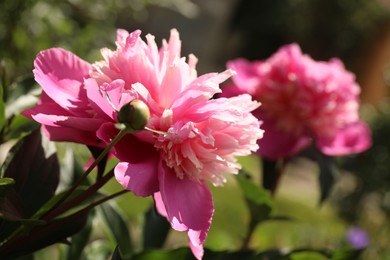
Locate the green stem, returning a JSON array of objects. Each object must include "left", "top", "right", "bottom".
[
  {"left": 241, "top": 218, "right": 257, "bottom": 250},
  {"left": 42, "top": 169, "right": 115, "bottom": 221}
]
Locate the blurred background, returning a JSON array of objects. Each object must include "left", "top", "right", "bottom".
[{"left": 1, "top": 0, "right": 390, "bottom": 259}]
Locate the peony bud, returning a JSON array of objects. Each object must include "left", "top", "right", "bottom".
[{"left": 117, "top": 99, "right": 150, "bottom": 131}]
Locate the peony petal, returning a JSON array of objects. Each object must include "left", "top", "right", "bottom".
[
  {"left": 227, "top": 59, "right": 261, "bottom": 96},
  {"left": 41, "top": 125, "right": 103, "bottom": 147},
  {"left": 171, "top": 70, "right": 235, "bottom": 119},
  {"left": 258, "top": 115, "right": 311, "bottom": 160},
  {"left": 33, "top": 48, "right": 92, "bottom": 116},
  {"left": 158, "top": 160, "right": 213, "bottom": 259},
  {"left": 189, "top": 239, "right": 204, "bottom": 260},
  {"left": 96, "top": 122, "right": 160, "bottom": 196},
  {"left": 159, "top": 60, "right": 187, "bottom": 108},
  {"left": 114, "top": 161, "right": 159, "bottom": 197},
  {"left": 85, "top": 78, "right": 116, "bottom": 121},
  {"left": 23, "top": 102, "right": 105, "bottom": 132},
  {"left": 153, "top": 192, "right": 168, "bottom": 218},
  {"left": 317, "top": 121, "right": 372, "bottom": 155}
]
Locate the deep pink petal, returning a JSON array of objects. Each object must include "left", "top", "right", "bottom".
[
  {"left": 220, "top": 83, "right": 246, "bottom": 98},
  {"left": 258, "top": 114, "right": 311, "bottom": 160},
  {"left": 23, "top": 102, "right": 105, "bottom": 132},
  {"left": 33, "top": 48, "right": 92, "bottom": 116},
  {"left": 114, "top": 160, "right": 159, "bottom": 197},
  {"left": 226, "top": 59, "right": 261, "bottom": 95},
  {"left": 41, "top": 125, "right": 103, "bottom": 147},
  {"left": 96, "top": 123, "right": 160, "bottom": 196},
  {"left": 317, "top": 121, "right": 372, "bottom": 155},
  {"left": 158, "top": 160, "right": 213, "bottom": 259}
]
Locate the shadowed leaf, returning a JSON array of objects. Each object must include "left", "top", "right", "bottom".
[
  {"left": 142, "top": 206, "right": 170, "bottom": 250},
  {"left": 98, "top": 202, "right": 133, "bottom": 259},
  {"left": 0, "top": 207, "right": 90, "bottom": 259},
  {"left": 64, "top": 209, "right": 94, "bottom": 260},
  {"left": 0, "top": 128, "right": 59, "bottom": 217},
  {"left": 317, "top": 153, "right": 339, "bottom": 204}
]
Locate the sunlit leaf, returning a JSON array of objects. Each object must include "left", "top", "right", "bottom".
[
  {"left": 142, "top": 206, "right": 170, "bottom": 250},
  {"left": 4, "top": 114, "right": 39, "bottom": 140},
  {"left": 236, "top": 173, "right": 274, "bottom": 224},
  {"left": 287, "top": 248, "right": 331, "bottom": 259},
  {"left": 331, "top": 248, "right": 364, "bottom": 260}
]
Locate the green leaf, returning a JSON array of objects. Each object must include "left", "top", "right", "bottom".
[
  {"left": 64, "top": 209, "right": 94, "bottom": 260},
  {"left": 286, "top": 248, "right": 332, "bottom": 259},
  {"left": 31, "top": 187, "right": 88, "bottom": 219},
  {"left": 4, "top": 114, "right": 39, "bottom": 140},
  {"left": 0, "top": 178, "right": 14, "bottom": 201},
  {"left": 0, "top": 76, "right": 5, "bottom": 131},
  {"left": 132, "top": 248, "right": 260, "bottom": 260},
  {"left": 261, "top": 159, "right": 280, "bottom": 192},
  {"left": 0, "top": 178, "right": 14, "bottom": 186},
  {"left": 331, "top": 249, "right": 364, "bottom": 260},
  {"left": 111, "top": 245, "right": 123, "bottom": 260},
  {"left": 236, "top": 173, "right": 274, "bottom": 223},
  {"left": 142, "top": 206, "right": 170, "bottom": 249},
  {"left": 98, "top": 202, "right": 133, "bottom": 259},
  {"left": 131, "top": 248, "right": 192, "bottom": 260},
  {"left": 317, "top": 153, "right": 339, "bottom": 204},
  {"left": 204, "top": 249, "right": 260, "bottom": 260}
]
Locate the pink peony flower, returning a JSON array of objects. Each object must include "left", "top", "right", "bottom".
[
  {"left": 223, "top": 44, "right": 371, "bottom": 160},
  {"left": 23, "top": 29, "right": 263, "bottom": 259}
]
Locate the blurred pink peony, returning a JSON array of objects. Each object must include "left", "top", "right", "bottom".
[
  {"left": 23, "top": 29, "right": 263, "bottom": 259},
  {"left": 223, "top": 44, "right": 371, "bottom": 160}
]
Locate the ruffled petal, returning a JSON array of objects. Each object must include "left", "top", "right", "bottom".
[
  {"left": 171, "top": 70, "right": 235, "bottom": 121},
  {"left": 317, "top": 121, "right": 372, "bottom": 155},
  {"left": 85, "top": 78, "right": 116, "bottom": 121}
]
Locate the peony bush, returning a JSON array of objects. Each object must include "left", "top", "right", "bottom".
[{"left": 0, "top": 29, "right": 372, "bottom": 260}]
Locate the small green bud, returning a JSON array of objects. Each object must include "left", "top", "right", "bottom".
[{"left": 117, "top": 99, "right": 150, "bottom": 131}]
